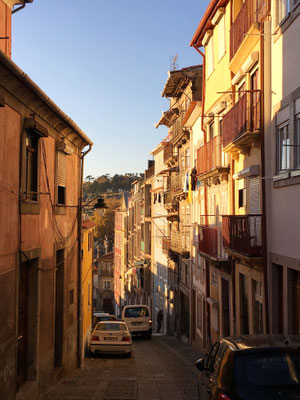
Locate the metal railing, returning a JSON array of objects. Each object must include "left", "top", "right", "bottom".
[
  {"left": 198, "top": 226, "right": 218, "bottom": 258},
  {"left": 230, "top": 0, "right": 270, "bottom": 59},
  {"left": 197, "top": 136, "right": 225, "bottom": 175},
  {"left": 222, "top": 214, "right": 262, "bottom": 256},
  {"left": 222, "top": 91, "right": 261, "bottom": 147}
]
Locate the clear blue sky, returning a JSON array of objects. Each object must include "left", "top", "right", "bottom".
[{"left": 12, "top": 0, "right": 209, "bottom": 179}]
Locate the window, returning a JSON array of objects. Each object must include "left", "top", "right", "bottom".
[
  {"left": 206, "top": 37, "right": 214, "bottom": 77},
  {"left": 278, "top": 123, "right": 291, "bottom": 170},
  {"left": 185, "top": 148, "right": 190, "bottom": 168},
  {"left": 69, "top": 289, "right": 74, "bottom": 305},
  {"left": 57, "top": 151, "right": 66, "bottom": 204},
  {"left": 88, "top": 231, "right": 93, "bottom": 251},
  {"left": 252, "top": 280, "right": 263, "bottom": 334},
  {"left": 21, "top": 119, "right": 48, "bottom": 213},
  {"left": 208, "top": 121, "right": 215, "bottom": 141},
  {"left": 275, "top": 101, "right": 299, "bottom": 174},
  {"left": 104, "top": 280, "right": 111, "bottom": 290},
  {"left": 276, "top": 0, "right": 290, "bottom": 24},
  {"left": 288, "top": 268, "right": 300, "bottom": 334},
  {"left": 272, "top": 263, "right": 283, "bottom": 333},
  {"left": 238, "top": 179, "right": 246, "bottom": 208},
  {"left": 218, "top": 15, "right": 226, "bottom": 61},
  {"left": 240, "top": 273, "right": 249, "bottom": 334},
  {"left": 295, "top": 110, "right": 300, "bottom": 169},
  {"left": 25, "top": 132, "right": 38, "bottom": 201}
]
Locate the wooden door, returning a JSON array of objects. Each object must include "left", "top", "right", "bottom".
[{"left": 17, "top": 262, "right": 29, "bottom": 389}]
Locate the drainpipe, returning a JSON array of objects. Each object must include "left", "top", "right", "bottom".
[
  {"left": 12, "top": 0, "right": 33, "bottom": 14},
  {"left": 260, "top": 22, "right": 269, "bottom": 334},
  {"left": 192, "top": 44, "right": 211, "bottom": 349},
  {"left": 77, "top": 144, "right": 92, "bottom": 368}
]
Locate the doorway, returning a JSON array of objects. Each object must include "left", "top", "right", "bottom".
[{"left": 55, "top": 249, "right": 64, "bottom": 367}]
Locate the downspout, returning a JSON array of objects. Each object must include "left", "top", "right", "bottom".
[
  {"left": 77, "top": 144, "right": 92, "bottom": 368},
  {"left": 192, "top": 44, "right": 211, "bottom": 349},
  {"left": 260, "top": 22, "right": 269, "bottom": 334}
]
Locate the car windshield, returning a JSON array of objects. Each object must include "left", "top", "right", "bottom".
[
  {"left": 96, "top": 323, "right": 127, "bottom": 331},
  {"left": 235, "top": 350, "right": 300, "bottom": 388},
  {"left": 124, "top": 307, "right": 149, "bottom": 318},
  {"left": 96, "top": 316, "right": 115, "bottom": 321}
]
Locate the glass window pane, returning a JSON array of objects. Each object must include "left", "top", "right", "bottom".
[{"left": 296, "top": 116, "right": 300, "bottom": 169}]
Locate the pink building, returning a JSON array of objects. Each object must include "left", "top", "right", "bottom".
[{"left": 0, "top": 1, "right": 92, "bottom": 398}]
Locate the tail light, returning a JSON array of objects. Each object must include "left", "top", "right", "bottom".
[
  {"left": 217, "top": 392, "right": 232, "bottom": 400},
  {"left": 149, "top": 319, "right": 152, "bottom": 326},
  {"left": 92, "top": 335, "right": 99, "bottom": 341},
  {"left": 122, "top": 336, "right": 130, "bottom": 342}
]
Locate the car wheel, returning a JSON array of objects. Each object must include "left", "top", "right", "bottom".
[{"left": 145, "top": 332, "right": 152, "bottom": 340}]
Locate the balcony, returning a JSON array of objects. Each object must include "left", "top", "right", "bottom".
[
  {"left": 171, "top": 116, "right": 190, "bottom": 147},
  {"left": 222, "top": 91, "right": 261, "bottom": 152},
  {"left": 222, "top": 214, "right": 262, "bottom": 257},
  {"left": 170, "top": 172, "right": 186, "bottom": 198},
  {"left": 163, "top": 190, "right": 172, "bottom": 205},
  {"left": 145, "top": 165, "right": 155, "bottom": 180},
  {"left": 230, "top": 0, "right": 269, "bottom": 70},
  {"left": 99, "top": 269, "right": 114, "bottom": 277},
  {"left": 170, "top": 229, "right": 190, "bottom": 257},
  {"left": 162, "top": 237, "right": 171, "bottom": 253},
  {"left": 164, "top": 141, "right": 177, "bottom": 166},
  {"left": 197, "top": 136, "right": 229, "bottom": 183},
  {"left": 198, "top": 226, "right": 218, "bottom": 259}
]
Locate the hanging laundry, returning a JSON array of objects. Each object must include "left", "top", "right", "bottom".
[{"left": 191, "top": 167, "right": 197, "bottom": 191}]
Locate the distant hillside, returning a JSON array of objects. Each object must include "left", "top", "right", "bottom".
[{"left": 83, "top": 173, "right": 142, "bottom": 200}]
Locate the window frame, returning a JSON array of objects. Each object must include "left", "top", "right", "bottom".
[
  {"left": 217, "top": 14, "right": 226, "bottom": 61},
  {"left": 206, "top": 36, "right": 214, "bottom": 78},
  {"left": 21, "top": 119, "right": 48, "bottom": 214}
]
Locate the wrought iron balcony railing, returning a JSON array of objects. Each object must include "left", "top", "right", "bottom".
[
  {"left": 198, "top": 226, "right": 218, "bottom": 258},
  {"left": 222, "top": 214, "right": 262, "bottom": 257},
  {"left": 222, "top": 91, "right": 261, "bottom": 148},
  {"left": 197, "top": 136, "right": 228, "bottom": 176},
  {"left": 230, "top": 0, "right": 269, "bottom": 60}
]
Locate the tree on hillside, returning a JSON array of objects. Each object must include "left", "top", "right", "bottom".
[{"left": 85, "top": 175, "right": 94, "bottom": 182}]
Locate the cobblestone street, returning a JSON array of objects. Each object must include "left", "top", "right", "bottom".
[{"left": 38, "top": 335, "right": 204, "bottom": 400}]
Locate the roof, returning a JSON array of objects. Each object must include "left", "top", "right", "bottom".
[
  {"left": 82, "top": 220, "right": 95, "bottom": 229},
  {"left": 161, "top": 65, "right": 202, "bottom": 98},
  {"left": 190, "top": 0, "right": 228, "bottom": 48},
  {"left": 155, "top": 108, "right": 179, "bottom": 128},
  {"left": 222, "top": 335, "right": 300, "bottom": 352},
  {"left": 0, "top": 49, "right": 92, "bottom": 148}
]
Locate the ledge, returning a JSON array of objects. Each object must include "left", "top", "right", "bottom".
[{"left": 273, "top": 171, "right": 300, "bottom": 188}]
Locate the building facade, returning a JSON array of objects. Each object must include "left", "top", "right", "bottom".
[{"left": 0, "top": 1, "right": 93, "bottom": 398}]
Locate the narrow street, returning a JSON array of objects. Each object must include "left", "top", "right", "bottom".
[{"left": 38, "top": 335, "right": 203, "bottom": 400}]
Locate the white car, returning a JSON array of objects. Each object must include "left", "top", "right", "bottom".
[
  {"left": 122, "top": 305, "right": 152, "bottom": 339},
  {"left": 89, "top": 321, "right": 132, "bottom": 356}
]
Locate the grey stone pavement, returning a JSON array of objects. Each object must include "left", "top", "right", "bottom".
[{"left": 38, "top": 334, "right": 205, "bottom": 400}]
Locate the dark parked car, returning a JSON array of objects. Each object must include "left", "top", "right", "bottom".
[{"left": 195, "top": 335, "right": 300, "bottom": 400}]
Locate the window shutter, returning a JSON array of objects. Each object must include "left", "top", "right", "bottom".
[
  {"left": 249, "top": 177, "right": 261, "bottom": 214},
  {"left": 57, "top": 151, "right": 66, "bottom": 187}
]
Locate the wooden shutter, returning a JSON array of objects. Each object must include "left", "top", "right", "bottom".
[{"left": 57, "top": 151, "right": 66, "bottom": 187}]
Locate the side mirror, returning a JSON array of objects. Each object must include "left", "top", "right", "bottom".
[{"left": 195, "top": 358, "right": 206, "bottom": 371}]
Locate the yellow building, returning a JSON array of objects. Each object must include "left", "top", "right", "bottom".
[
  {"left": 81, "top": 220, "right": 95, "bottom": 356},
  {"left": 191, "top": 0, "right": 269, "bottom": 341}
]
